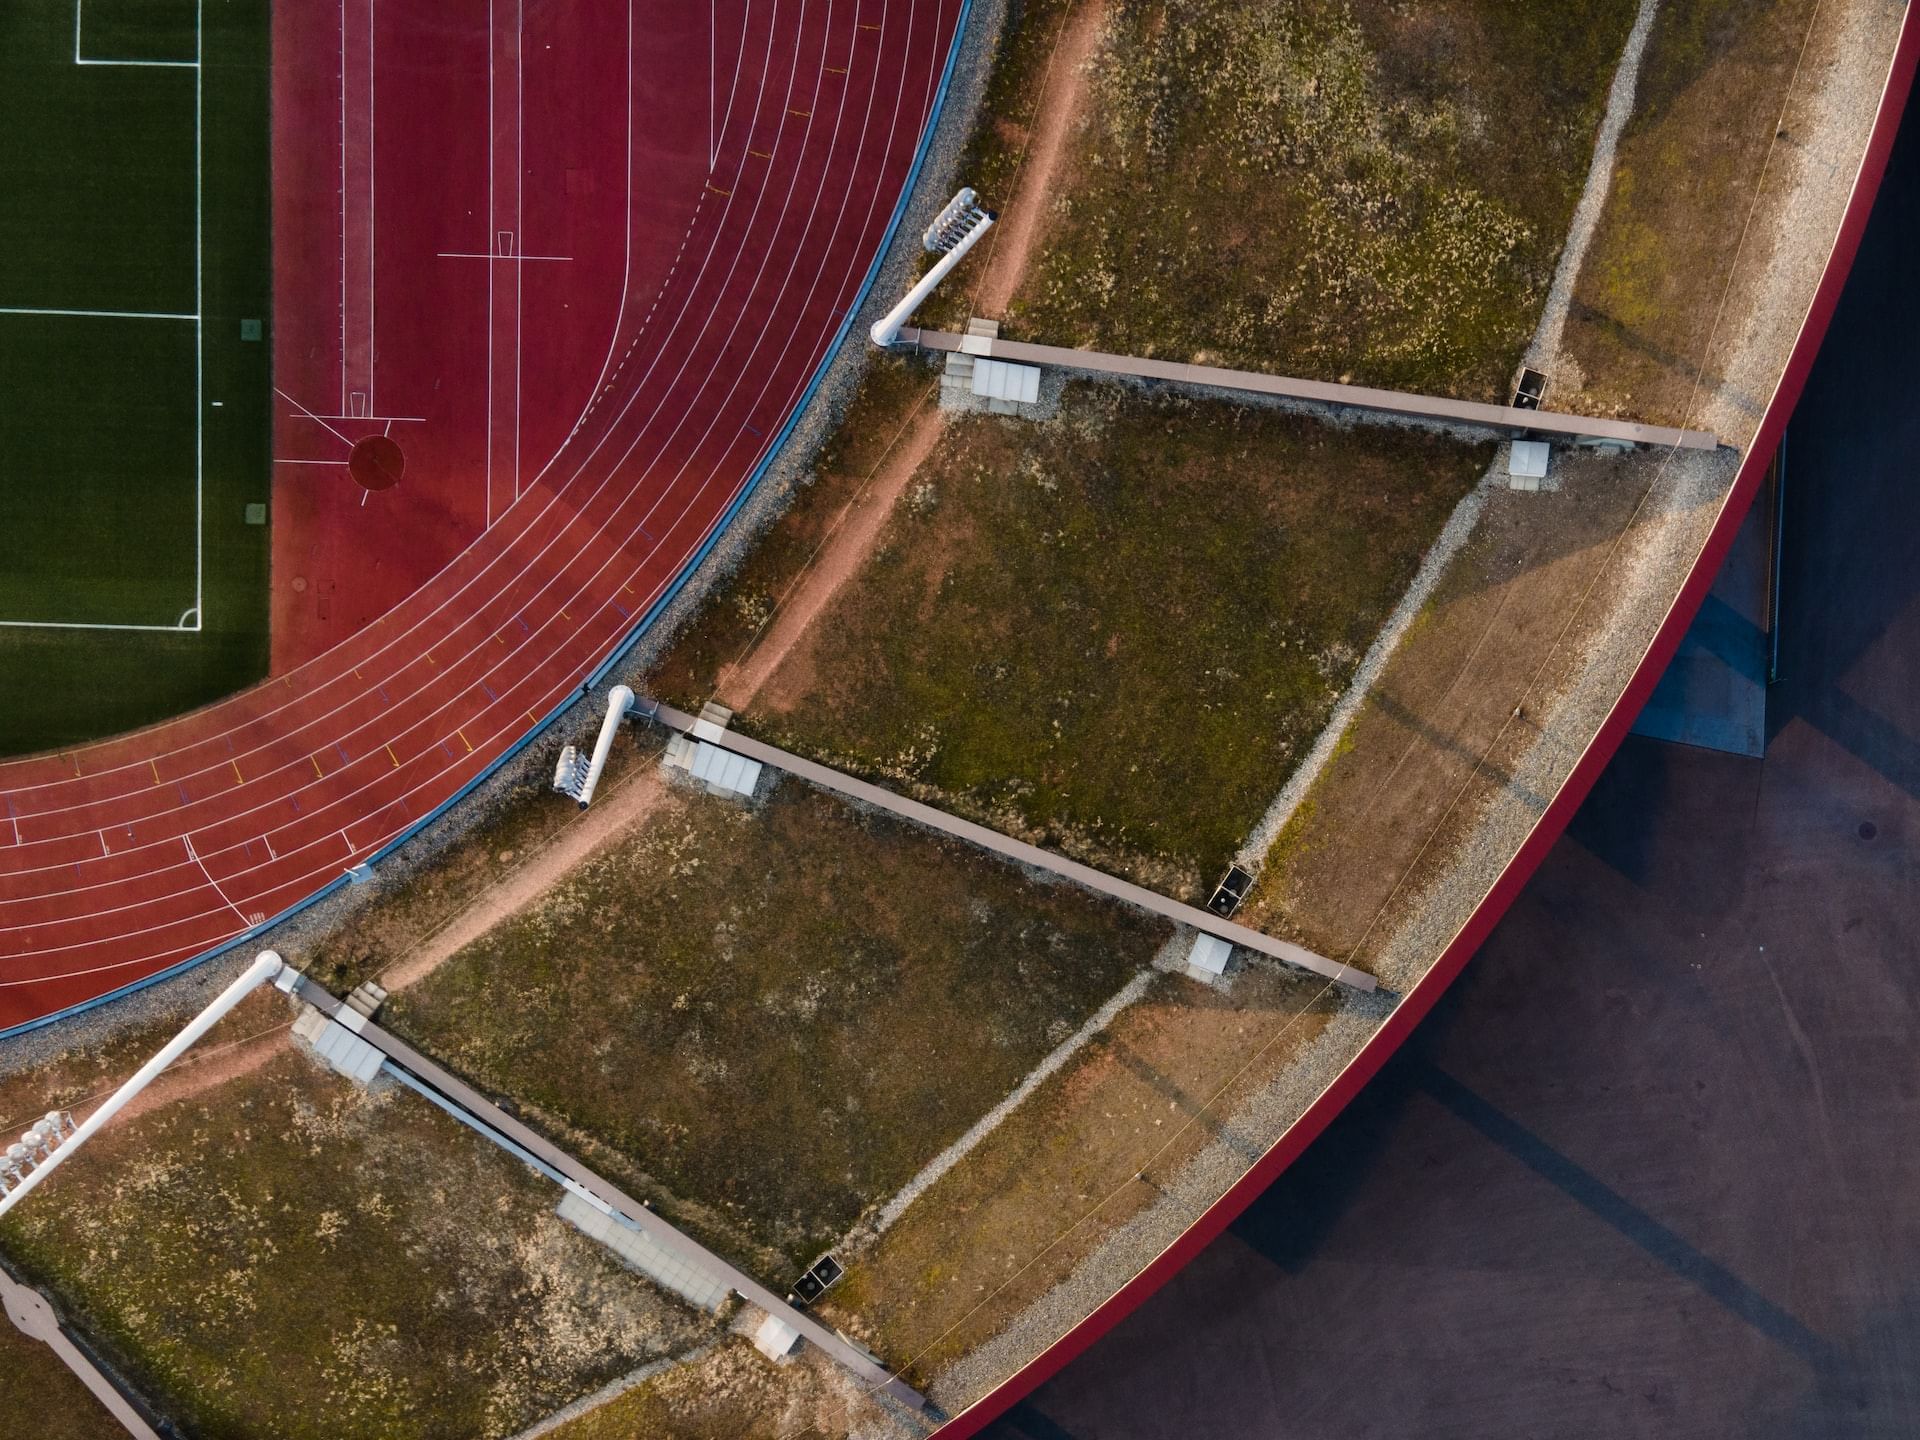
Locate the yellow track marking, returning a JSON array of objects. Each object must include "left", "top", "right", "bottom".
[
  {"left": 385, "top": 743, "right": 400, "bottom": 769},
  {"left": 311, "top": 754, "right": 324, "bottom": 780},
  {"left": 151, "top": 760, "right": 162, "bottom": 785},
  {"left": 231, "top": 760, "right": 244, "bottom": 785},
  {"left": 457, "top": 729, "right": 473, "bottom": 754}
]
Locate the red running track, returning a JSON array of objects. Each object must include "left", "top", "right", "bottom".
[{"left": 0, "top": 0, "right": 967, "bottom": 1035}]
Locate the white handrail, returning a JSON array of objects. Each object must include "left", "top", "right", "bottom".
[
  {"left": 869, "top": 212, "right": 995, "bottom": 348},
  {"left": 0, "top": 951, "right": 287, "bottom": 1220}
]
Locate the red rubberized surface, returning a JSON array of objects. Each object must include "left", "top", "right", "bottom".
[
  {"left": 0, "top": 0, "right": 964, "bottom": 1032},
  {"left": 931, "top": 16, "right": 1920, "bottom": 1435}
]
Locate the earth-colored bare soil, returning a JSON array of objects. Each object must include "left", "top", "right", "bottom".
[
  {"left": 967, "top": 0, "right": 1108, "bottom": 320},
  {"left": 300, "top": 735, "right": 657, "bottom": 996},
  {"left": 0, "top": 1322, "right": 117, "bottom": 1440},
  {"left": 382, "top": 765, "right": 672, "bottom": 992},
  {"left": 716, "top": 395, "right": 945, "bottom": 712},
  {"left": 112, "top": 1023, "right": 289, "bottom": 1127}
]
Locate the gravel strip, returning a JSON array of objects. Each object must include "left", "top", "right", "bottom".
[
  {"left": 1240, "top": 0, "right": 1659, "bottom": 871},
  {"left": 1528, "top": 0, "right": 1662, "bottom": 382}
]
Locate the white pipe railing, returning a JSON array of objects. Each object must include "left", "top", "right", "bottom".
[
  {"left": 869, "top": 213, "right": 995, "bottom": 348},
  {"left": 552, "top": 684, "right": 633, "bottom": 808},
  {"left": 0, "top": 951, "right": 287, "bottom": 1220}
]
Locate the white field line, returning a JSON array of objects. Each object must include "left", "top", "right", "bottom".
[
  {"left": 0, "top": 0, "right": 937, "bottom": 947},
  {"left": 436, "top": 251, "right": 573, "bottom": 261},
  {"left": 275, "top": 386, "right": 356, "bottom": 448},
  {"left": 1238, "top": 0, "right": 1662, "bottom": 868},
  {"left": 535, "top": 0, "right": 634, "bottom": 487},
  {"left": 485, "top": 0, "right": 496, "bottom": 527},
  {"left": 195, "top": 0, "right": 204, "bottom": 621},
  {"left": 10, "top": 9, "right": 206, "bottom": 631},
  {"left": 339, "top": 0, "right": 348, "bottom": 418},
  {"left": 711, "top": 0, "right": 752, "bottom": 170},
  {"left": 305, "top": 411, "right": 425, "bottom": 422},
  {"left": 0, "top": 307, "right": 194, "bottom": 319},
  {"left": 182, "top": 833, "right": 253, "bottom": 928},
  {"left": 865, "top": 964, "right": 1162, "bottom": 1238},
  {"left": 74, "top": 0, "right": 198, "bottom": 67},
  {"left": 369, "top": 0, "right": 377, "bottom": 417},
  {"left": 0, "top": 619, "right": 196, "bottom": 633}
]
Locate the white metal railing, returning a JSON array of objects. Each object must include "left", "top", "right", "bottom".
[{"left": 0, "top": 951, "right": 289, "bottom": 1219}]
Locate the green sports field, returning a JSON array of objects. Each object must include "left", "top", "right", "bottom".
[{"left": 0, "top": 0, "right": 270, "bottom": 756}]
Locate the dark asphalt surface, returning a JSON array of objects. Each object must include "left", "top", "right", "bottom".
[{"left": 984, "top": 96, "right": 1920, "bottom": 1440}]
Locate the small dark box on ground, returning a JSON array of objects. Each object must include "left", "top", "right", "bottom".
[{"left": 1207, "top": 865, "right": 1255, "bottom": 919}]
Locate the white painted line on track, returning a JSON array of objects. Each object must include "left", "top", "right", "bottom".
[{"left": 0, "top": 3, "right": 964, "bottom": 977}]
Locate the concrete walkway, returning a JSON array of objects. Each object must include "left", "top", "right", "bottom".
[
  {"left": 647, "top": 703, "right": 1376, "bottom": 992},
  {"left": 286, "top": 975, "right": 926, "bottom": 1411},
  {"left": 899, "top": 327, "right": 1719, "bottom": 451}
]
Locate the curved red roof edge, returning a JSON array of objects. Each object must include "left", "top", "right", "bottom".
[{"left": 931, "top": 15, "right": 1920, "bottom": 1435}]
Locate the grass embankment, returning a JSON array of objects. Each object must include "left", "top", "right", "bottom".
[
  {"left": 1563, "top": 0, "right": 1823, "bottom": 425},
  {"left": 0, "top": 1, "right": 271, "bottom": 755},
  {"left": 666, "top": 384, "right": 1487, "bottom": 900},
  {"left": 824, "top": 962, "right": 1343, "bottom": 1382},
  {"left": 301, "top": 733, "right": 654, "bottom": 995},
  {"left": 0, "top": 1323, "right": 120, "bottom": 1440},
  {"left": 0, "top": 1005, "right": 704, "bottom": 1440},
  {"left": 928, "top": 0, "right": 1640, "bottom": 399},
  {"left": 541, "top": 1337, "right": 891, "bottom": 1440},
  {"left": 385, "top": 778, "right": 1166, "bottom": 1276}
]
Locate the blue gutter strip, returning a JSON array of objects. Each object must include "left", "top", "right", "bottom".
[{"left": 0, "top": 1, "right": 974, "bottom": 1043}]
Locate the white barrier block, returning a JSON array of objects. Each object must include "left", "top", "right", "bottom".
[
  {"left": 1188, "top": 932, "right": 1233, "bottom": 977},
  {"left": 754, "top": 1311, "right": 804, "bottom": 1362}
]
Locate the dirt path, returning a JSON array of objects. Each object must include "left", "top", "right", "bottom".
[
  {"left": 970, "top": 0, "right": 1107, "bottom": 318},
  {"left": 364, "top": 15, "right": 1108, "bottom": 994},
  {"left": 110, "top": 1026, "right": 290, "bottom": 1127},
  {"left": 381, "top": 766, "right": 673, "bottom": 992},
  {"left": 715, "top": 399, "right": 947, "bottom": 713}
]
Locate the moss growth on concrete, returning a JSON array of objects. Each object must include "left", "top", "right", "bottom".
[
  {"left": 1563, "top": 0, "right": 1821, "bottom": 424},
  {"left": 0, "top": 1321, "right": 120, "bottom": 1440}
]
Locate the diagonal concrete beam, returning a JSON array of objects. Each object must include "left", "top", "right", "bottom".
[
  {"left": 286, "top": 975, "right": 926, "bottom": 1410},
  {"left": 2, "top": 1268, "right": 163, "bottom": 1440},
  {"left": 899, "top": 327, "right": 1720, "bottom": 452},
  {"left": 647, "top": 703, "right": 1375, "bottom": 992}
]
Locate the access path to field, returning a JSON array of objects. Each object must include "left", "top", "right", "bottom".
[{"left": 0, "top": 0, "right": 968, "bottom": 1033}]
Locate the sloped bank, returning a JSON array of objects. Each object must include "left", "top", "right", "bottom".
[{"left": 924, "top": 3, "right": 1918, "bottom": 1432}]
